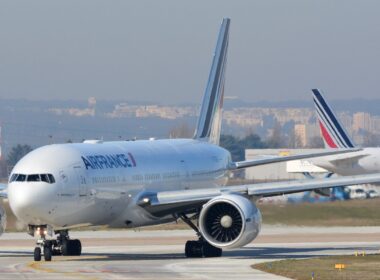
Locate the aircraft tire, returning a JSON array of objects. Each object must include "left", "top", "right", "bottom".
[
  {"left": 34, "top": 247, "right": 41, "bottom": 261},
  {"left": 43, "top": 246, "right": 52, "bottom": 261},
  {"left": 202, "top": 242, "right": 222, "bottom": 257},
  {"left": 72, "top": 239, "right": 82, "bottom": 256},
  {"left": 61, "top": 239, "right": 82, "bottom": 256},
  {"left": 185, "top": 241, "right": 203, "bottom": 258}
]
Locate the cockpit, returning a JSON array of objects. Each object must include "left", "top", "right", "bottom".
[{"left": 9, "top": 173, "right": 56, "bottom": 184}]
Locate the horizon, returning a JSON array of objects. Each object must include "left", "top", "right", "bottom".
[{"left": 1, "top": 1, "right": 380, "bottom": 103}]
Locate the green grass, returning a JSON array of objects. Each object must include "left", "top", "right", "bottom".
[
  {"left": 253, "top": 254, "right": 380, "bottom": 280},
  {"left": 257, "top": 198, "right": 380, "bottom": 226}
]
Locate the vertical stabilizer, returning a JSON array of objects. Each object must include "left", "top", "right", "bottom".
[
  {"left": 312, "top": 89, "right": 355, "bottom": 148},
  {"left": 194, "top": 18, "right": 230, "bottom": 145}
]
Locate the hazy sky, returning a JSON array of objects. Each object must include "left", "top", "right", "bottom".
[{"left": 1, "top": 1, "right": 380, "bottom": 104}]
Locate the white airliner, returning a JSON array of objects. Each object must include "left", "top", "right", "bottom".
[
  {"left": 1, "top": 19, "right": 380, "bottom": 262},
  {"left": 311, "top": 89, "right": 380, "bottom": 175}
]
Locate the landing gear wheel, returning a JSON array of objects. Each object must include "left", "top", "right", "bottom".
[
  {"left": 34, "top": 247, "right": 41, "bottom": 261},
  {"left": 202, "top": 242, "right": 222, "bottom": 258},
  {"left": 61, "top": 239, "right": 82, "bottom": 256},
  {"left": 185, "top": 241, "right": 203, "bottom": 258},
  {"left": 61, "top": 240, "right": 70, "bottom": 256},
  {"left": 44, "top": 246, "right": 52, "bottom": 261},
  {"left": 71, "top": 239, "right": 82, "bottom": 256},
  {"left": 180, "top": 213, "right": 223, "bottom": 258}
]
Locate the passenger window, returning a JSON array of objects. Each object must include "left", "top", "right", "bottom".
[
  {"left": 40, "top": 174, "right": 50, "bottom": 183},
  {"left": 27, "top": 174, "right": 41, "bottom": 182},
  {"left": 16, "top": 174, "right": 26, "bottom": 182},
  {"left": 48, "top": 174, "right": 55, "bottom": 184}
]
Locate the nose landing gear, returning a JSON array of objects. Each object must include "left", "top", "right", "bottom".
[{"left": 30, "top": 226, "right": 82, "bottom": 261}]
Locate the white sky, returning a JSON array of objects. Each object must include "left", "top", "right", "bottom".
[{"left": 1, "top": 0, "right": 379, "bottom": 103}]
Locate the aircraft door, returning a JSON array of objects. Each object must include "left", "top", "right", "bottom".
[
  {"left": 73, "top": 165, "right": 87, "bottom": 197},
  {"left": 180, "top": 159, "right": 190, "bottom": 190}
]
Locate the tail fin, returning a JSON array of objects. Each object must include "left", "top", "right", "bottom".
[
  {"left": 312, "top": 89, "right": 355, "bottom": 148},
  {"left": 194, "top": 18, "right": 230, "bottom": 145}
]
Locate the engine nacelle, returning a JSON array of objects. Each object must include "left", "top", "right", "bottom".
[
  {"left": 0, "top": 205, "right": 6, "bottom": 236},
  {"left": 199, "top": 194, "right": 261, "bottom": 249}
]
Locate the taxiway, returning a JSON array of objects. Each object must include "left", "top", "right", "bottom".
[{"left": 0, "top": 226, "right": 379, "bottom": 280}]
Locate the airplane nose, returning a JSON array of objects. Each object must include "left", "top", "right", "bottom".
[{"left": 8, "top": 183, "right": 52, "bottom": 222}]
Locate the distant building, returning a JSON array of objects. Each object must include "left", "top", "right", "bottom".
[
  {"left": 294, "top": 124, "right": 307, "bottom": 147},
  {"left": 294, "top": 123, "right": 320, "bottom": 147},
  {"left": 353, "top": 112, "right": 371, "bottom": 132}
]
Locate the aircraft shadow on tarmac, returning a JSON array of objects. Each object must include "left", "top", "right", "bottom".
[
  {"left": 225, "top": 246, "right": 374, "bottom": 260},
  {"left": 0, "top": 250, "right": 32, "bottom": 258},
  {"left": 39, "top": 246, "right": 377, "bottom": 262},
  {"left": 0, "top": 246, "right": 376, "bottom": 261}
]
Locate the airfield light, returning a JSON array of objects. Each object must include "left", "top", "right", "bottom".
[{"left": 334, "top": 264, "right": 346, "bottom": 270}]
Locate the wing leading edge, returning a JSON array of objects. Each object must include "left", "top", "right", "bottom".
[
  {"left": 138, "top": 173, "right": 380, "bottom": 217},
  {"left": 230, "top": 148, "right": 361, "bottom": 170}
]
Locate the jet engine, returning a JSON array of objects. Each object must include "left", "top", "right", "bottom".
[
  {"left": 199, "top": 194, "right": 261, "bottom": 249},
  {"left": 0, "top": 205, "right": 6, "bottom": 236}
]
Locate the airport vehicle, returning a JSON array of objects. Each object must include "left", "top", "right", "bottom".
[
  {"left": 1, "top": 19, "right": 380, "bottom": 262},
  {"left": 367, "top": 189, "right": 379, "bottom": 199},
  {"left": 349, "top": 188, "right": 367, "bottom": 200},
  {"left": 311, "top": 89, "right": 380, "bottom": 175}
]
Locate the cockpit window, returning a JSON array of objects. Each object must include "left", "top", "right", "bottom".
[
  {"left": 15, "top": 174, "right": 26, "bottom": 182},
  {"left": 10, "top": 174, "right": 18, "bottom": 182},
  {"left": 48, "top": 174, "right": 55, "bottom": 183},
  {"left": 10, "top": 173, "right": 55, "bottom": 184},
  {"left": 40, "top": 174, "right": 49, "bottom": 183},
  {"left": 27, "top": 174, "right": 41, "bottom": 182}
]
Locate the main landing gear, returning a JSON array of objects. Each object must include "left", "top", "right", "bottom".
[
  {"left": 179, "top": 214, "right": 222, "bottom": 258},
  {"left": 31, "top": 226, "right": 82, "bottom": 262}
]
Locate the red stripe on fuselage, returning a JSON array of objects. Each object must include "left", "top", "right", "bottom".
[
  {"left": 319, "top": 121, "right": 338, "bottom": 148},
  {"left": 128, "top": 153, "right": 137, "bottom": 167}
]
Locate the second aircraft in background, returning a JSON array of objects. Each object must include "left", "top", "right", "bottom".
[{"left": 311, "top": 88, "right": 380, "bottom": 175}]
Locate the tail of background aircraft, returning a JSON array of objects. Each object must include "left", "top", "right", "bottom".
[
  {"left": 193, "top": 18, "right": 230, "bottom": 145},
  {"left": 312, "top": 89, "right": 355, "bottom": 148}
]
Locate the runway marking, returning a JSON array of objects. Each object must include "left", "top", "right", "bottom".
[
  {"left": 28, "top": 262, "right": 55, "bottom": 273},
  {"left": 27, "top": 261, "right": 101, "bottom": 280}
]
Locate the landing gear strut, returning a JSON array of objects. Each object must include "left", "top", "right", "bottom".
[
  {"left": 179, "top": 214, "right": 222, "bottom": 258},
  {"left": 31, "top": 226, "right": 82, "bottom": 262}
]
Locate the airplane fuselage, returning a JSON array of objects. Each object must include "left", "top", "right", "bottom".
[
  {"left": 8, "top": 139, "right": 231, "bottom": 230},
  {"left": 311, "top": 148, "right": 380, "bottom": 176}
]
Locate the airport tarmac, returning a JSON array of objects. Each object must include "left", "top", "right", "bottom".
[{"left": 0, "top": 226, "right": 380, "bottom": 280}]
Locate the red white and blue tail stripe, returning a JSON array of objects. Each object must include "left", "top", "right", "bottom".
[{"left": 312, "top": 89, "right": 355, "bottom": 148}]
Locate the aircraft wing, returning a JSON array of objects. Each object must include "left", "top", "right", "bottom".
[
  {"left": 230, "top": 148, "right": 361, "bottom": 170},
  {"left": 328, "top": 153, "right": 369, "bottom": 164},
  {"left": 0, "top": 184, "right": 7, "bottom": 199},
  {"left": 138, "top": 173, "right": 380, "bottom": 217}
]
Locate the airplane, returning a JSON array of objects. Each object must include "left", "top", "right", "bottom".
[
  {"left": 1, "top": 18, "right": 380, "bottom": 262},
  {"left": 311, "top": 88, "right": 380, "bottom": 175}
]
